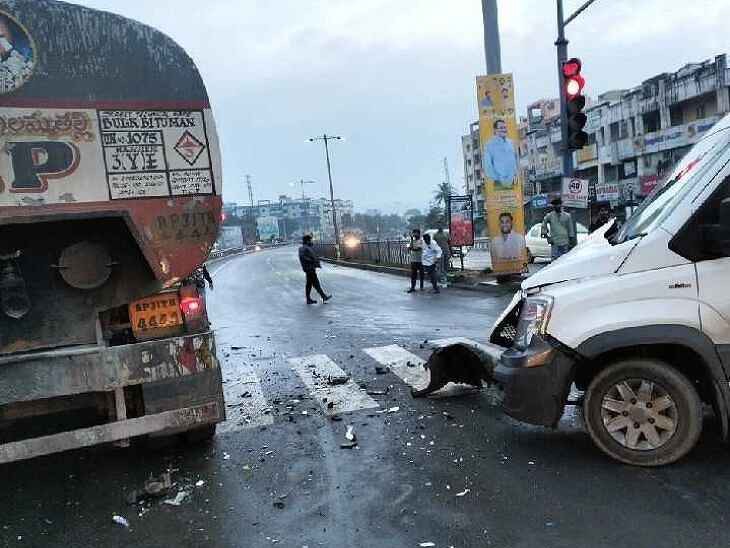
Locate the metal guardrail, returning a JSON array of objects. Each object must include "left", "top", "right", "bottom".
[{"left": 314, "top": 239, "right": 492, "bottom": 268}]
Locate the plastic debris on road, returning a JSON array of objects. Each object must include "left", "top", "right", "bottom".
[
  {"left": 455, "top": 488, "right": 470, "bottom": 497},
  {"left": 112, "top": 515, "right": 130, "bottom": 528},
  {"left": 387, "top": 406, "right": 400, "bottom": 413},
  {"left": 195, "top": 480, "right": 206, "bottom": 487},
  {"left": 223, "top": 452, "right": 231, "bottom": 460},
  {"left": 163, "top": 490, "right": 189, "bottom": 506},
  {"left": 345, "top": 425, "right": 356, "bottom": 442},
  {"left": 328, "top": 374, "right": 349, "bottom": 385},
  {"left": 419, "top": 543, "right": 435, "bottom": 547},
  {"left": 126, "top": 472, "right": 172, "bottom": 504}
]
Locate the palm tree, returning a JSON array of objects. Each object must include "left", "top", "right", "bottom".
[{"left": 432, "top": 181, "right": 453, "bottom": 208}]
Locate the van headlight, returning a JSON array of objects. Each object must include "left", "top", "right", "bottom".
[{"left": 514, "top": 296, "right": 553, "bottom": 350}]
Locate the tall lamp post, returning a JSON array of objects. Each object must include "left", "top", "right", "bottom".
[{"left": 308, "top": 134, "right": 342, "bottom": 257}]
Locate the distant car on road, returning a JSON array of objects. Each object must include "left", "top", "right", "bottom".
[{"left": 524, "top": 222, "right": 588, "bottom": 262}]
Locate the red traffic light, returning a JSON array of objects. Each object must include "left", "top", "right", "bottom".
[
  {"left": 565, "top": 74, "right": 585, "bottom": 100},
  {"left": 562, "top": 58, "right": 582, "bottom": 77}
]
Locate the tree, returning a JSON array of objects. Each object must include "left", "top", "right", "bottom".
[
  {"left": 424, "top": 206, "right": 445, "bottom": 230},
  {"left": 432, "top": 181, "right": 453, "bottom": 209}
]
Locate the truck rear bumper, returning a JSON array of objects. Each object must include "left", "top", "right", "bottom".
[{"left": 0, "top": 332, "right": 224, "bottom": 464}]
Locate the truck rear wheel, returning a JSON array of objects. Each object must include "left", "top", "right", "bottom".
[{"left": 584, "top": 359, "right": 702, "bottom": 466}]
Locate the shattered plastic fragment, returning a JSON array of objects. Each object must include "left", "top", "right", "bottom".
[
  {"left": 419, "top": 543, "right": 435, "bottom": 547},
  {"left": 112, "top": 515, "right": 130, "bottom": 528},
  {"left": 163, "top": 491, "right": 189, "bottom": 506},
  {"left": 387, "top": 407, "right": 400, "bottom": 413},
  {"left": 345, "top": 425, "right": 356, "bottom": 442},
  {"left": 195, "top": 480, "right": 205, "bottom": 487},
  {"left": 455, "top": 488, "right": 470, "bottom": 497}
]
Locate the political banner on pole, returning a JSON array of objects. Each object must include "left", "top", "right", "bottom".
[
  {"left": 448, "top": 195, "right": 474, "bottom": 246},
  {"left": 562, "top": 177, "right": 589, "bottom": 208},
  {"left": 476, "top": 73, "right": 527, "bottom": 274}
]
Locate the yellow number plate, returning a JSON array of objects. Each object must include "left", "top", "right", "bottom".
[{"left": 130, "top": 294, "right": 182, "bottom": 337}]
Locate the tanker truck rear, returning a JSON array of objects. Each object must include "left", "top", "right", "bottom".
[{"left": 0, "top": 0, "right": 225, "bottom": 463}]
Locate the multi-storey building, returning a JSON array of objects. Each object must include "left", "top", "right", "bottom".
[
  {"left": 460, "top": 121, "right": 485, "bottom": 235},
  {"left": 228, "top": 195, "right": 354, "bottom": 241},
  {"left": 521, "top": 54, "right": 729, "bottom": 226}
]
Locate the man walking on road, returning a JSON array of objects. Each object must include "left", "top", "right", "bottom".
[
  {"left": 542, "top": 198, "right": 576, "bottom": 260},
  {"left": 422, "top": 233, "right": 443, "bottom": 294},
  {"left": 298, "top": 235, "right": 331, "bottom": 305},
  {"left": 407, "top": 229, "right": 424, "bottom": 293},
  {"left": 434, "top": 227, "right": 450, "bottom": 284}
]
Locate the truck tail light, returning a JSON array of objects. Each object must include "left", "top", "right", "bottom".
[{"left": 179, "top": 285, "right": 207, "bottom": 332}]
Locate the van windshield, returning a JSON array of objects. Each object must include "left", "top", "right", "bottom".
[{"left": 615, "top": 125, "right": 730, "bottom": 244}]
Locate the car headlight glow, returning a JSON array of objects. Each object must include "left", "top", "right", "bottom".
[{"left": 514, "top": 295, "right": 553, "bottom": 350}]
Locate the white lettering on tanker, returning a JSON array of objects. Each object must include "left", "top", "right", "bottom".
[{"left": 98, "top": 110, "right": 214, "bottom": 200}]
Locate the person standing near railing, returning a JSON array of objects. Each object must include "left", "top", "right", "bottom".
[
  {"left": 406, "top": 229, "right": 424, "bottom": 293},
  {"left": 299, "top": 235, "right": 332, "bottom": 305},
  {"left": 421, "top": 233, "right": 443, "bottom": 294}
]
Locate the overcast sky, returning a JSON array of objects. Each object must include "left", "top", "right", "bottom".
[{"left": 75, "top": 0, "right": 729, "bottom": 213}]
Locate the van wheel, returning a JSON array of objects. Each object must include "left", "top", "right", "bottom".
[{"left": 584, "top": 359, "right": 702, "bottom": 466}]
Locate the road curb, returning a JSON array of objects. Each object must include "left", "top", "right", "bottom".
[{"left": 321, "top": 258, "right": 519, "bottom": 295}]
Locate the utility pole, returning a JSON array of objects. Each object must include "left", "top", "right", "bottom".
[
  {"left": 481, "top": 0, "right": 502, "bottom": 74},
  {"left": 246, "top": 174, "right": 254, "bottom": 208},
  {"left": 308, "top": 134, "right": 342, "bottom": 256}
]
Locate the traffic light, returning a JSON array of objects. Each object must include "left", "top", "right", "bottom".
[{"left": 562, "top": 57, "right": 588, "bottom": 150}]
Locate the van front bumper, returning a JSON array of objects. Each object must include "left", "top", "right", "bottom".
[{"left": 489, "top": 336, "right": 575, "bottom": 427}]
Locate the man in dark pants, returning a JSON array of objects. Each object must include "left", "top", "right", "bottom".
[
  {"left": 298, "top": 235, "right": 331, "bottom": 305},
  {"left": 407, "top": 228, "right": 424, "bottom": 293}
]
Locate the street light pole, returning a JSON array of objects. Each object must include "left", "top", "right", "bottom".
[
  {"left": 308, "top": 134, "right": 342, "bottom": 257},
  {"left": 481, "top": 0, "right": 502, "bottom": 74}
]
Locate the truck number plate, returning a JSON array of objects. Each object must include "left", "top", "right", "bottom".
[{"left": 130, "top": 294, "right": 182, "bottom": 335}]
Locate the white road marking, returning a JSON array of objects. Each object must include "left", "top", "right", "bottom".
[
  {"left": 363, "top": 345, "right": 428, "bottom": 390},
  {"left": 289, "top": 355, "right": 379, "bottom": 415},
  {"left": 220, "top": 370, "right": 274, "bottom": 433}
]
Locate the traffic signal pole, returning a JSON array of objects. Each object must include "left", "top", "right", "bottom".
[
  {"left": 556, "top": 0, "right": 599, "bottom": 178},
  {"left": 555, "top": 0, "right": 573, "bottom": 177},
  {"left": 482, "top": 0, "right": 502, "bottom": 75}
]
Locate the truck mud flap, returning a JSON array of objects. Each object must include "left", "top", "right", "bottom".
[
  {"left": 411, "top": 342, "right": 503, "bottom": 398},
  {"left": 0, "top": 401, "right": 222, "bottom": 465}
]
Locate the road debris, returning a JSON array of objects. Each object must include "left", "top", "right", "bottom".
[
  {"left": 195, "top": 480, "right": 206, "bottom": 488},
  {"left": 366, "top": 388, "right": 389, "bottom": 396},
  {"left": 375, "top": 366, "right": 388, "bottom": 375},
  {"left": 330, "top": 415, "right": 343, "bottom": 422},
  {"left": 455, "top": 488, "right": 470, "bottom": 497},
  {"left": 163, "top": 490, "right": 189, "bottom": 506},
  {"left": 419, "top": 543, "right": 435, "bottom": 547},
  {"left": 345, "top": 425, "right": 356, "bottom": 442},
  {"left": 223, "top": 452, "right": 231, "bottom": 460},
  {"left": 328, "top": 374, "right": 349, "bottom": 385},
  {"left": 273, "top": 500, "right": 286, "bottom": 509},
  {"left": 126, "top": 472, "right": 173, "bottom": 504},
  {"left": 112, "top": 515, "right": 130, "bottom": 528},
  {"left": 387, "top": 406, "right": 400, "bottom": 413}
]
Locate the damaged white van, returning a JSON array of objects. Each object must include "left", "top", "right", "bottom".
[{"left": 486, "top": 113, "right": 730, "bottom": 466}]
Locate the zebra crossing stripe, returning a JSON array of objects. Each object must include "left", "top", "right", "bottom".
[
  {"left": 288, "top": 355, "right": 379, "bottom": 415},
  {"left": 363, "top": 345, "right": 428, "bottom": 390},
  {"left": 220, "top": 371, "right": 274, "bottom": 433}
]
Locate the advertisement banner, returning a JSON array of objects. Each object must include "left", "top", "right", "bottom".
[
  {"left": 562, "top": 177, "right": 589, "bottom": 208},
  {"left": 448, "top": 195, "right": 474, "bottom": 246},
  {"left": 257, "top": 216, "right": 280, "bottom": 242},
  {"left": 595, "top": 182, "right": 620, "bottom": 202},
  {"left": 476, "top": 73, "right": 527, "bottom": 274}
]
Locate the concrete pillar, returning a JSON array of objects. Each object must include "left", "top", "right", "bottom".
[{"left": 658, "top": 79, "right": 671, "bottom": 130}]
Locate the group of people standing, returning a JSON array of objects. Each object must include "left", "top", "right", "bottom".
[{"left": 406, "top": 228, "right": 450, "bottom": 294}]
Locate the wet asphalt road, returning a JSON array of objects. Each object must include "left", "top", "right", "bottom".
[{"left": 2, "top": 246, "right": 730, "bottom": 548}]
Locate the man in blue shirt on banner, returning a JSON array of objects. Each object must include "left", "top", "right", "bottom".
[{"left": 483, "top": 119, "right": 518, "bottom": 190}]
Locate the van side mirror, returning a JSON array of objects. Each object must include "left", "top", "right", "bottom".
[{"left": 701, "top": 197, "right": 730, "bottom": 256}]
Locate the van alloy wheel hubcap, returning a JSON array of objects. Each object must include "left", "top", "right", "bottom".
[{"left": 600, "top": 379, "right": 678, "bottom": 450}]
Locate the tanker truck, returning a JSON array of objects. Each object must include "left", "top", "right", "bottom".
[{"left": 0, "top": 0, "right": 225, "bottom": 463}]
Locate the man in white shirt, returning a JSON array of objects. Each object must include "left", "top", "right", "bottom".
[
  {"left": 421, "top": 233, "right": 443, "bottom": 294},
  {"left": 491, "top": 212, "right": 525, "bottom": 261}
]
